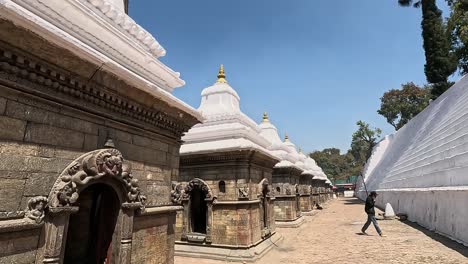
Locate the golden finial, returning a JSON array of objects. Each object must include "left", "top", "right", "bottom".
[
  {"left": 216, "top": 64, "right": 227, "bottom": 83},
  {"left": 284, "top": 134, "right": 289, "bottom": 142},
  {"left": 263, "top": 112, "right": 269, "bottom": 122}
]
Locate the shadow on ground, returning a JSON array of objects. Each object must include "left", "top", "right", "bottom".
[
  {"left": 341, "top": 198, "right": 363, "bottom": 205},
  {"left": 401, "top": 220, "right": 468, "bottom": 258}
]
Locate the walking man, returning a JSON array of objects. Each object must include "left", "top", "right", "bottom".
[{"left": 361, "top": 191, "right": 385, "bottom": 237}]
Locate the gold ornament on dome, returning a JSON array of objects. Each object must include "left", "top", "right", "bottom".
[{"left": 216, "top": 64, "right": 228, "bottom": 83}]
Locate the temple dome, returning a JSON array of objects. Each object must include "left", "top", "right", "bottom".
[
  {"left": 181, "top": 66, "right": 276, "bottom": 160},
  {"left": 198, "top": 65, "right": 241, "bottom": 117},
  {"left": 258, "top": 113, "right": 302, "bottom": 170}
]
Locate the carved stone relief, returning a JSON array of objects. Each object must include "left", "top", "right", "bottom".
[
  {"left": 171, "top": 183, "right": 184, "bottom": 204},
  {"left": 238, "top": 187, "right": 249, "bottom": 199},
  {"left": 49, "top": 148, "right": 146, "bottom": 211},
  {"left": 25, "top": 196, "right": 48, "bottom": 224}
]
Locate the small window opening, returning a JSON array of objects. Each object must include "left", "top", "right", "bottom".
[{"left": 219, "top": 181, "right": 226, "bottom": 193}]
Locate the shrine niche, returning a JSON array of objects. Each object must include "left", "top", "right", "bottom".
[
  {"left": 180, "top": 178, "right": 215, "bottom": 243},
  {"left": 36, "top": 148, "right": 146, "bottom": 264},
  {"left": 258, "top": 178, "right": 274, "bottom": 238}
]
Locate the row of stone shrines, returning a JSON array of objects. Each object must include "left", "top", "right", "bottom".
[
  {"left": 171, "top": 67, "right": 333, "bottom": 261},
  {"left": 0, "top": 0, "right": 332, "bottom": 263}
]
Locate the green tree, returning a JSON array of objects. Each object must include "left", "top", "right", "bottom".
[
  {"left": 350, "top": 121, "right": 382, "bottom": 164},
  {"left": 447, "top": 0, "right": 468, "bottom": 73},
  {"left": 309, "top": 148, "right": 363, "bottom": 181},
  {"left": 377, "top": 82, "right": 431, "bottom": 130},
  {"left": 398, "top": 0, "right": 457, "bottom": 98}
]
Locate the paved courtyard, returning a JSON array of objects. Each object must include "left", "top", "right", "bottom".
[{"left": 175, "top": 198, "right": 468, "bottom": 264}]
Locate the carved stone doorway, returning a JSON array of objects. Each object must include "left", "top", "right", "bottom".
[
  {"left": 64, "top": 183, "right": 120, "bottom": 264},
  {"left": 190, "top": 187, "right": 208, "bottom": 234},
  {"left": 181, "top": 178, "right": 214, "bottom": 243},
  {"left": 36, "top": 148, "right": 146, "bottom": 264},
  {"left": 259, "top": 179, "right": 272, "bottom": 238}
]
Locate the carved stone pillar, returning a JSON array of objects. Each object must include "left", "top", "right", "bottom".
[
  {"left": 181, "top": 199, "right": 189, "bottom": 240},
  {"left": 117, "top": 203, "right": 139, "bottom": 264},
  {"left": 205, "top": 200, "right": 213, "bottom": 243},
  {"left": 41, "top": 207, "right": 78, "bottom": 264},
  {"left": 264, "top": 197, "right": 269, "bottom": 229}
]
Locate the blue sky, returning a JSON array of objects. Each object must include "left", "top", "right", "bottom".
[{"left": 130, "top": 0, "right": 453, "bottom": 153}]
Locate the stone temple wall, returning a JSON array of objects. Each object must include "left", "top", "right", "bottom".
[
  {"left": 0, "top": 19, "right": 197, "bottom": 263},
  {"left": 175, "top": 151, "right": 277, "bottom": 247},
  {"left": 357, "top": 76, "right": 468, "bottom": 246}
]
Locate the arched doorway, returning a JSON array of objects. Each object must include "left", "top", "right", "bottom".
[
  {"left": 181, "top": 178, "right": 214, "bottom": 243},
  {"left": 259, "top": 178, "right": 272, "bottom": 238},
  {"left": 190, "top": 186, "right": 208, "bottom": 234},
  {"left": 38, "top": 148, "right": 146, "bottom": 264},
  {"left": 64, "top": 183, "right": 120, "bottom": 264}
]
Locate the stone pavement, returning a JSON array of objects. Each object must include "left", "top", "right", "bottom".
[{"left": 175, "top": 198, "right": 468, "bottom": 264}]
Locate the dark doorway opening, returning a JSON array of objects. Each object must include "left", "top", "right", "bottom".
[
  {"left": 262, "top": 187, "right": 268, "bottom": 228},
  {"left": 64, "top": 183, "right": 120, "bottom": 264},
  {"left": 190, "top": 187, "right": 207, "bottom": 234}
]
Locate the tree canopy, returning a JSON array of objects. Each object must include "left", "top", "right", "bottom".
[
  {"left": 310, "top": 121, "right": 381, "bottom": 181},
  {"left": 350, "top": 121, "right": 382, "bottom": 165},
  {"left": 309, "top": 148, "right": 361, "bottom": 181},
  {"left": 398, "top": 0, "right": 457, "bottom": 99},
  {"left": 448, "top": 0, "right": 468, "bottom": 74},
  {"left": 377, "top": 82, "right": 431, "bottom": 130}
]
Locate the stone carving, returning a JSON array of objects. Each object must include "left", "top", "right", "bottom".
[
  {"left": 238, "top": 187, "right": 249, "bottom": 199},
  {"left": 49, "top": 148, "right": 146, "bottom": 210},
  {"left": 184, "top": 178, "right": 213, "bottom": 199},
  {"left": 25, "top": 196, "right": 48, "bottom": 224},
  {"left": 0, "top": 47, "right": 190, "bottom": 138},
  {"left": 171, "top": 183, "right": 184, "bottom": 204},
  {"left": 259, "top": 179, "right": 271, "bottom": 198},
  {"left": 57, "top": 181, "right": 79, "bottom": 206},
  {"left": 285, "top": 187, "right": 292, "bottom": 195}
]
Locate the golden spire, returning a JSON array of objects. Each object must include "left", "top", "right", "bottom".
[
  {"left": 263, "top": 112, "right": 269, "bottom": 122},
  {"left": 284, "top": 134, "right": 289, "bottom": 142},
  {"left": 216, "top": 64, "right": 227, "bottom": 83}
]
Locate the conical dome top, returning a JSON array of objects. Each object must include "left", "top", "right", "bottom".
[{"left": 198, "top": 65, "right": 240, "bottom": 116}]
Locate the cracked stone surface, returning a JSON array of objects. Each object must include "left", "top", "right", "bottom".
[{"left": 175, "top": 198, "right": 468, "bottom": 264}]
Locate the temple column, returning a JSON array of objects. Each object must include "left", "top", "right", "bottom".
[
  {"left": 40, "top": 207, "right": 79, "bottom": 264},
  {"left": 206, "top": 200, "right": 213, "bottom": 243}
]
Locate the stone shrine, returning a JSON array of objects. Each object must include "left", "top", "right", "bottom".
[
  {"left": 258, "top": 115, "right": 304, "bottom": 226},
  {"left": 173, "top": 66, "right": 282, "bottom": 262},
  {"left": 0, "top": 0, "right": 201, "bottom": 263}
]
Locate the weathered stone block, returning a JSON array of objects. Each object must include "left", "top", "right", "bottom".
[
  {"left": 0, "top": 116, "right": 26, "bottom": 141},
  {"left": 83, "top": 134, "right": 98, "bottom": 151},
  {"left": 0, "top": 229, "right": 40, "bottom": 262},
  {"left": 0, "top": 179, "right": 25, "bottom": 211},
  {"left": 5, "top": 100, "right": 98, "bottom": 135},
  {"left": 24, "top": 123, "right": 84, "bottom": 149},
  {"left": 0, "top": 97, "right": 6, "bottom": 115},
  {"left": 0, "top": 142, "right": 39, "bottom": 156},
  {"left": 23, "top": 172, "right": 57, "bottom": 196}
]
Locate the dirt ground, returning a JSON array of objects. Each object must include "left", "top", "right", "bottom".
[{"left": 175, "top": 198, "right": 468, "bottom": 264}]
